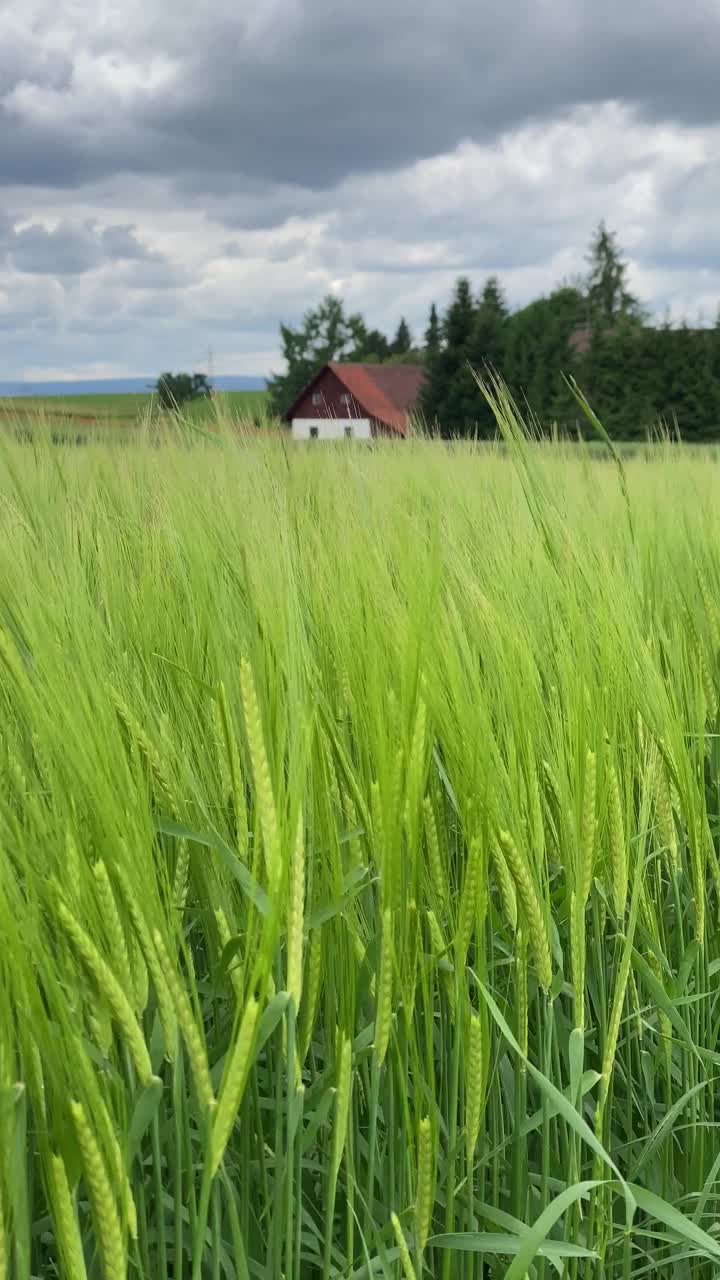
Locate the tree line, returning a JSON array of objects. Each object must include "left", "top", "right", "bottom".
[{"left": 269, "top": 224, "right": 720, "bottom": 440}]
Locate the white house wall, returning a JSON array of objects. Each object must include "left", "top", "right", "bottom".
[{"left": 291, "top": 417, "right": 372, "bottom": 441}]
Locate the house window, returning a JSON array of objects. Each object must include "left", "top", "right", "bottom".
[
  {"left": 309, "top": 426, "right": 319, "bottom": 440},
  {"left": 339, "top": 393, "right": 351, "bottom": 405},
  {"left": 344, "top": 425, "right": 353, "bottom": 439},
  {"left": 312, "top": 392, "right": 323, "bottom": 407}
]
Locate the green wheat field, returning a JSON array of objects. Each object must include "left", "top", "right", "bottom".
[
  {"left": 3, "top": 395, "right": 720, "bottom": 1280},
  {"left": 0, "top": 389, "right": 269, "bottom": 433}
]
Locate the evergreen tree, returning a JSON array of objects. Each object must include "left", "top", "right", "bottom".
[
  {"left": 503, "top": 287, "right": 584, "bottom": 432},
  {"left": 576, "top": 225, "right": 648, "bottom": 437},
  {"left": 615, "top": 325, "right": 665, "bottom": 440},
  {"left": 432, "top": 278, "right": 477, "bottom": 435},
  {"left": 424, "top": 303, "right": 440, "bottom": 356},
  {"left": 443, "top": 278, "right": 476, "bottom": 349},
  {"left": 585, "top": 222, "right": 643, "bottom": 330},
  {"left": 465, "top": 277, "right": 509, "bottom": 435},
  {"left": 419, "top": 304, "right": 442, "bottom": 428},
  {"left": 701, "top": 324, "right": 720, "bottom": 439},
  {"left": 356, "top": 328, "right": 393, "bottom": 361},
  {"left": 581, "top": 320, "right": 645, "bottom": 439},
  {"left": 709, "top": 309, "right": 720, "bottom": 436},
  {"left": 391, "top": 317, "right": 413, "bottom": 356},
  {"left": 655, "top": 322, "right": 718, "bottom": 441}
]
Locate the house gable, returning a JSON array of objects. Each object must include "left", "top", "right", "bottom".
[
  {"left": 287, "top": 366, "right": 366, "bottom": 423},
  {"left": 286, "top": 362, "right": 425, "bottom": 437}
]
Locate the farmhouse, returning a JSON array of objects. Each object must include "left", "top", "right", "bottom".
[{"left": 285, "top": 362, "right": 425, "bottom": 440}]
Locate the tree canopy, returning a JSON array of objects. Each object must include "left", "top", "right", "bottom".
[
  {"left": 155, "top": 372, "right": 212, "bottom": 410},
  {"left": 268, "top": 295, "right": 396, "bottom": 414}
]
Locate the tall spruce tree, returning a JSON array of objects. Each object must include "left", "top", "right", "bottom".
[
  {"left": 585, "top": 222, "right": 643, "bottom": 330},
  {"left": 433, "top": 278, "right": 477, "bottom": 435},
  {"left": 579, "top": 224, "right": 646, "bottom": 437},
  {"left": 391, "top": 317, "right": 413, "bottom": 356},
  {"left": 419, "top": 304, "right": 442, "bottom": 427},
  {"left": 424, "top": 304, "right": 440, "bottom": 356},
  {"left": 465, "top": 277, "right": 509, "bottom": 435}
]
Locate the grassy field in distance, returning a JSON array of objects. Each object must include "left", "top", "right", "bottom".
[
  {"left": 4, "top": 394, "right": 720, "bottom": 1277},
  {"left": 0, "top": 387, "right": 270, "bottom": 425}
]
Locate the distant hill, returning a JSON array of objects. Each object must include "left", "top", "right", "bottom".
[{"left": 0, "top": 376, "right": 266, "bottom": 398}]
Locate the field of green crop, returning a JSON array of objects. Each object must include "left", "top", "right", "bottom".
[
  {"left": 3, "top": 398, "right": 720, "bottom": 1279},
  {"left": 0, "top": 388, "right": 269, "bottom": 430}
]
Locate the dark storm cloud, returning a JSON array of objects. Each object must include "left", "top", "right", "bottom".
[
  {"left": 2, "top": 0, "right": 720, "bottom": 379},
  {"left": 2, "top": 0, "right": 720, "bottom": 192},
  {"left": 137, "top": 1, "right": 720, "bottom": 189}
]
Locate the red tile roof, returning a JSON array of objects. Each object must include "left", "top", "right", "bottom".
[{"left": 287, "top": 362, "right": 425, "bottom": 436}]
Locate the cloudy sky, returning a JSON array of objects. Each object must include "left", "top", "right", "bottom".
[{"left": 2, "top": 0, "right": 720, "bottom": 380}]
